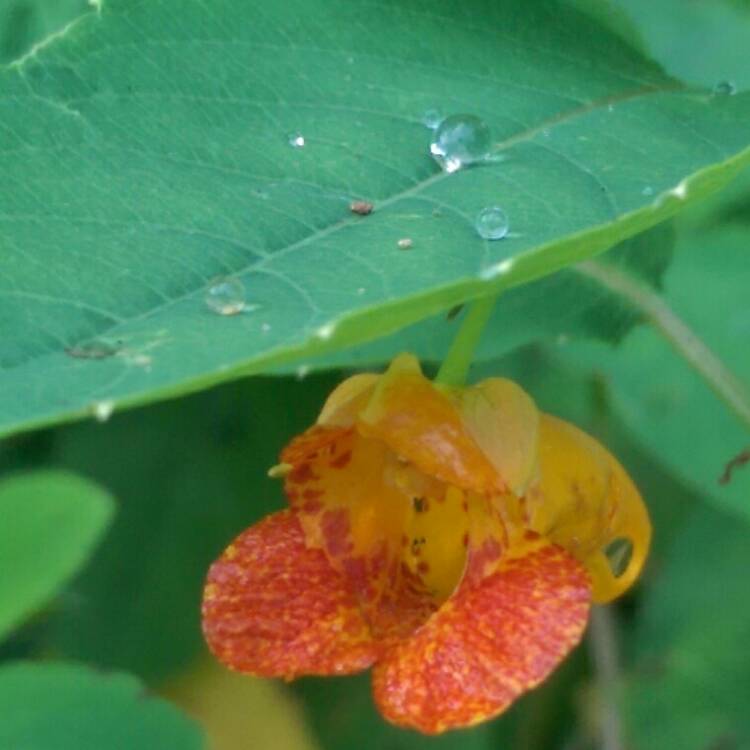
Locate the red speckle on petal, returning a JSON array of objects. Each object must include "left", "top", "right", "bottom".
[
  {"left": 330, "top": 450, "right": 353, "bottom": 469},
  {"left": 321, "top": 509, "right": 354, "bottom": 558},
  {"left": 303, "top": 500, "right": 324, "bottom": 513},
  {"left": 289, "top": 462, "right": 317, "bottom": 484}
]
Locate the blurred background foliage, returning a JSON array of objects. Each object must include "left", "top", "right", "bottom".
[{"left": 1, "top": 1, "right": 749, "bottom": 749}]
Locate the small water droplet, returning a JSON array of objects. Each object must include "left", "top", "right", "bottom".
[
  {"left": 475, "top": 206, "right": 509, "bottom": 240},
  {"left": 542, "top": 128, "right": 551, "bottom": 138},
  {"left": 713, "top": 80, "right": 737, "bottom": 96},
  {"left": 316, "top": 323, "right": 336, "bottom": 340},
  {"left": 397, "top": 237, "right": 413, "bottom": 249},
  {"left": 205, "top": 276, "right": 246, "bottom": 316},
  {"left": 92, "top": 400, "right": 115, "bottom": 423},
  {"left": 421, "top": 108, "right": 443, "bottom": 129},
  {"left": 296, "top": 364, "right": 310, "bottom": 380},
  {"left": 261, "top": 322, "right": 272, "bottom": 333},
  {"left": 430, "top": 114, "right": 492, "bottom": 173},
  {"left": 607, "top": 104, "right": 615, "bottom": 112},
  {"left": 642, "top": 185, "right": 654, "bottom": 196},
  {"left": 288, "top": 132, "right": 305, "bottom": 148},
  {"left": 356, "top": 287, "right": 366, "bottom": 295},
  {"left": 604, "top": 537, "right": 633, "bottom": 577}
]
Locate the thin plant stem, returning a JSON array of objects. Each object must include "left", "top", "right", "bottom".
[
  {"left": 435, "top": 294, "right": 498, "bottom": 386},
  {"left": 588, "top": 605, "right": 624, "bottom": 750},
  {"left": 577, "top": 260, "right": 750, "bottom": 431}
]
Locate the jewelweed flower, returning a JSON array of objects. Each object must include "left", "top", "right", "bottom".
[{"left": 202, "top": 354, "right": 650, "bottom": 734}]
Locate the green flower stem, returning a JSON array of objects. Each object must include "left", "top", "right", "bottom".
[{"left": 435, "top": 294, "right": 498, "bottom": 386}]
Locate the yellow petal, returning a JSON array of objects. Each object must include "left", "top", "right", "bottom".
[
  {"left": 455, "top": 378, "right": 540, "bottom": 496},
  {"left": 317, "top": 373, "right": 379, "bottom": 427},
  {"left": 358, "top": 354, "right": 501, "bottom": 494},
  {"left": 525, "top": 414, "right": 651, "bottom": 603}
]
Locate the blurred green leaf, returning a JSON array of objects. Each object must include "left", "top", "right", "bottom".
[
  {"left": 2, "top": 0, "right": 750, "bottom": 438},
  {"left": 45, "top": 373, "right": 337, "bottom": 681},
  {"left": 0, "top": 661, "right": 204, "bottom": 749},
  {"left": 617, "top": 0, "right": 750, "bottom": 90},
  {"left": 0, "top": 470, "right": 113, "bottom": 642},
  {"left": 625, "top": 504, "right": 750, "bottom": 750}
]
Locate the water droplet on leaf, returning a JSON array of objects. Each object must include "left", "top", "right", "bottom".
[
  {"left": 713, "top": 80, "right": 736, "bottom": 96},
  {"left": 92, "top": 400, "right": 115, "bottom": 423},
  {"left": 475, "top": 206, "right": 509, "bottom": 240},
  {"left": 604, "top": 537, "right": 633, "bottom": 578},
  {"left": 397, "top": 237, "right": 413, "bottom": 249},
  {"left": 421, "top": 108, "right": 443, "bottom": 129},
  {"left": 288, "top": 132, "right": 305, "bottom": 148},
  {"left": 205, "top": 276, "right": 246, "bottom": 316},
  {"left": 642, "top": 186, "right": 654, "bottom": 196},
  {"left": 430, "top": 114, "right": 492, "bottom": 173}
]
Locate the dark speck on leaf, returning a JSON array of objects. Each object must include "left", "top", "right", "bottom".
[
  {"left": 350, "top": 200, "right": 373, "bottom": 215},
  {"left": 719, "top": 447, "right": 750, "bottom": 485}
]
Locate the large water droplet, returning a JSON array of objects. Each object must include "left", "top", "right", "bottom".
[
  {"left": 713, "top": 80, "right": 737, "bottom": 96},
  {"left": 288, "top": 132, "right": 305, "bottom": 148},
  {"left": 205, "top": 276, "right": 246, "bottom": 316},
  {"left": 430, "top": 114, "right": 492, "bottom": 173},
  {"left": 604, "top": 537, "right": 633, "bottom": 578},
  {"left": 475, "top": 206, "right": 509, "bottom": 240},
  {"left": 421, "top": 108, "right": 443, "bottom": 129}
]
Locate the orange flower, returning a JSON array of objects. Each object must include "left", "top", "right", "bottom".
[{"left": 202, "top": 354, "right": 650, "bottom": 734}]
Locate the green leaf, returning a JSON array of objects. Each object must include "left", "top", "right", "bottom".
[
  {"left": 0, "top": 661, "right": 204, "bottom": 749},
  {"left": 625, "top": 505, "right": 750, "bottom": 750},
  {"left": 618, "top": 0, "right": 750, "bottom": 89},
  {"left": 295, "top": 222, "right": 675, "bottom": 371},
  {"left": 2, "top": 0, "right": 750, "bottom": 438},
  {"left": 0, "top": 470, "right": 114, "bottom": 642}
]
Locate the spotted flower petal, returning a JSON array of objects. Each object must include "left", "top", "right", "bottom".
[
  {"left": 526, "top": 414, "right": 651, "bottom": 602},
  {"left": 372, "top": 538, "right": 591, "bottom": 733},
  {"left": 281, "top": 423, "right": 436, "bottom": 639},
  {"left": 202, "top": 510, "right": 378, "bottom": 678}
]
